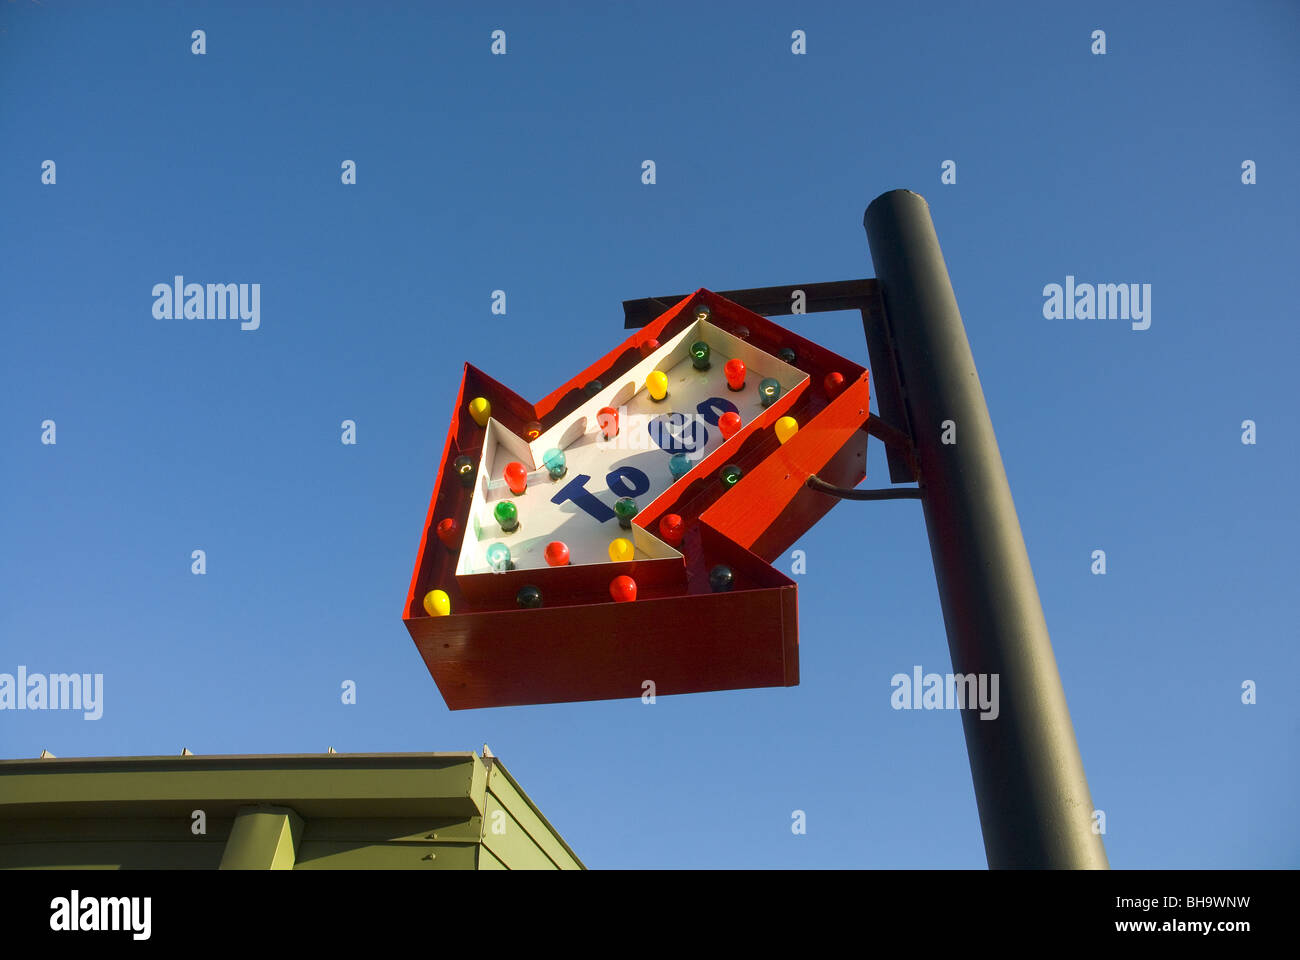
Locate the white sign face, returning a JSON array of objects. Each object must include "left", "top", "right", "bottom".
[{"left": 455, "top": 319, "right": 806, "bottom": 576}]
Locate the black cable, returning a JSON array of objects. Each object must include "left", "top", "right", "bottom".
[{"left": 805, "top": 475, "right": 922, "bottom": 501}]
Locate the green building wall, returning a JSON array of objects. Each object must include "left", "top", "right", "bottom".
[{"left": 0, "top": 751, "right": 583, "bottom": 870}]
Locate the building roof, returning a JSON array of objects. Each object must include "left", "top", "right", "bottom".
[{"left": 0, "top": 750, "right": 583, "bottom": 870}]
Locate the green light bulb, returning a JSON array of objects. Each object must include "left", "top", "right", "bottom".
[
  {"left": 690, "top": 341, "right": 711, "bottom": 371},
  {"left": 720, "top": 463, "right": 743, "bottom": 490},
  {"left": 494, "top": 499, "right": 519, "bottom": 533},
  {"left": 759, "top": 377, "right": 781, "bottom": 408},
  {"left": 614, "top": 497, "right": 638, "bottom": 529}
]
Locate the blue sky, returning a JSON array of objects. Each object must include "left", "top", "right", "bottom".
[{"left": 1, "top": 1, "right": 1297, "bottom": 868}]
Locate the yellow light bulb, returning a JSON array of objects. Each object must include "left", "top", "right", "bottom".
[
  {"left": 646, "top": 371, "right": 668, "bottom": 402},
  {"left": 775, "top": 416, "right": 799, "bottom": 444},
  {"left": 422, "top": 589, "right": 450, "bottom": 617},
  {"left": 468, "top": 397, "right": 491, "bottom": 427},
  {"left": 609, "top": 538, "right": 634, "bottom": 563}
]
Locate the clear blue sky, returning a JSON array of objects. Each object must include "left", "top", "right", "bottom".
[{"left": 2, "top": 1, "right": 1296, "bottom": 868}]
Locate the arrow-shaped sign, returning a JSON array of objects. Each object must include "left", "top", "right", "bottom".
[{"left": 403, "top": 289, "right": 870, "bottom": 710}]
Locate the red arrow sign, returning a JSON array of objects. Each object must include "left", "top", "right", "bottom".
[{"left": 403, "top": 289, "right": 870, "bottom": 710}]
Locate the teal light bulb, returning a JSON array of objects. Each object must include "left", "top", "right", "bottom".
[
  {"left": 494, "top": 499, "right": 519, "bottom": 533},
  {"left": 690, "top": 341, "right": 711, "bottom": 371},
  {"left": 486, "top": 542, "right": 513, "bottom": 573},
  {"left": 543, "top": 447, "right": 566, "bottom": 480},
  {"left": 759, "top": 377, "right": 782, "bottom": 408},
  {"left": 669, "top": 453, "right": 692, "bottom": 481}
]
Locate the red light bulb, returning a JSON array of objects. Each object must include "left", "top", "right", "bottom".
[
  {"left": 824, "top": 371, "right": 845, "bottom": 399},
  {"left": 610, "top": 575, "right": 637, "bottom": 602},
  {"left": 436, "top": 518, "right": 459, "bottom": 550},
  {"left": 639, "top": 338, "right": 661, "bottom": 358},
  {"left": 659, "top": 514, "right": 684, "bottom": 547},
  {"left": 719, "top": 411, "right": 742, "bottom": 439},
  {"left": 724, "top": 358, "right": 746, "bottom": 391},
  {"left": 504, "top": 461, "right": 528, "bottom": 495},
  {"left": 544, "top": 541, "right": 570, "bottom": 567},
  {"left": 598, "top": 406, "right": 619, "bottom": 440}
]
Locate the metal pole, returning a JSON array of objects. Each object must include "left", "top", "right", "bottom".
[{"left": 864, "top": 189, "right": 1109, "bottom": 869}]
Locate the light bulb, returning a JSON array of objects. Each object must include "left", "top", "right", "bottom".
[
  {"left": 646, "top": 371, "right": 668, "bottom": 402},
  {"left": 693, "top": 304, "right": 711, "bottom": 322},
  {"left": 690, "top": 341, "right": 711, "bottom": 371},
  {"left": 516, "top": 585, "right": 543, "bottom": 609},
  {"left": 659, "top": 513, "right": 684, "bottom": 547},
  {"left": 609, "top": 575, "right": 637, "bottom": 602},
  {"left": 614, "top": 497, "right": 638, "bottom": 530},
  {"left": 504, "top": 461, "right": 528, "bottom": 495},
  {"left": 608, "top": 538, "right": 634, "bottom": 563},
  {"left": 778, "top": 347, "right": 797, "bottom": 365},
  {"left": 544, "top": 541, "right": 570, "bottom": 567},
  {"left": 719, "top": 411, "right": 742, "bottom": 440},
  {"left": 759, "top": 377, "right": 781, "bottom": 408},
  {"left": 422, "top": 589, "right": 450, "bottom": 617},
  {"left": 583, "top": 380, "right": 603, "bottom": 398},
  {"left": 775, "top": 416, "right": 798, "bottom": 444},
  {"left": 724, "top": 358, "right": 746, "bottom": 391},
  {"left": 733, "top": 325, "right": 750, "bottom": 340},
  {"left": 436, "top": 517, "right": 460, "bottom": 550},
  {"left": 669, "top": 452, "right": 692, "bottom": 481},
  {"left": 453, "top": 455, "right": 476, "bottom": 488},
  {"left": 468, "top": 397, "right": 491, "bottom": 427},
  {"left": 543, "top": 448, "right": 566, "bottom": 480},
  {"left": 523, "top": 420, "right": 542, "bottom": 441},
  {"left": 720, "top": 463, "right": 743, "bottom": 490},
  {"left": 598, "top": 406, "right": 619, "bottom": 440},
  {"left": 823, "top": 371, "right": 845, "bottom": 399},
  {"left": 494, "top": 499, "right": 519, "bottom": 533},
  {"left": 486, "top": 542, "right": 513, "bottom": 573},
  {"left": 709, "top": 565, "right": 735, "bottom": 592},
  {"left": 639, "top": 338, "right": 661, "bottom": 358}
]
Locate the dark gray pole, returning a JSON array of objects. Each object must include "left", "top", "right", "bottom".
[{"left": 864, "top": 190, "right": 1109, "bottom": 869}]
